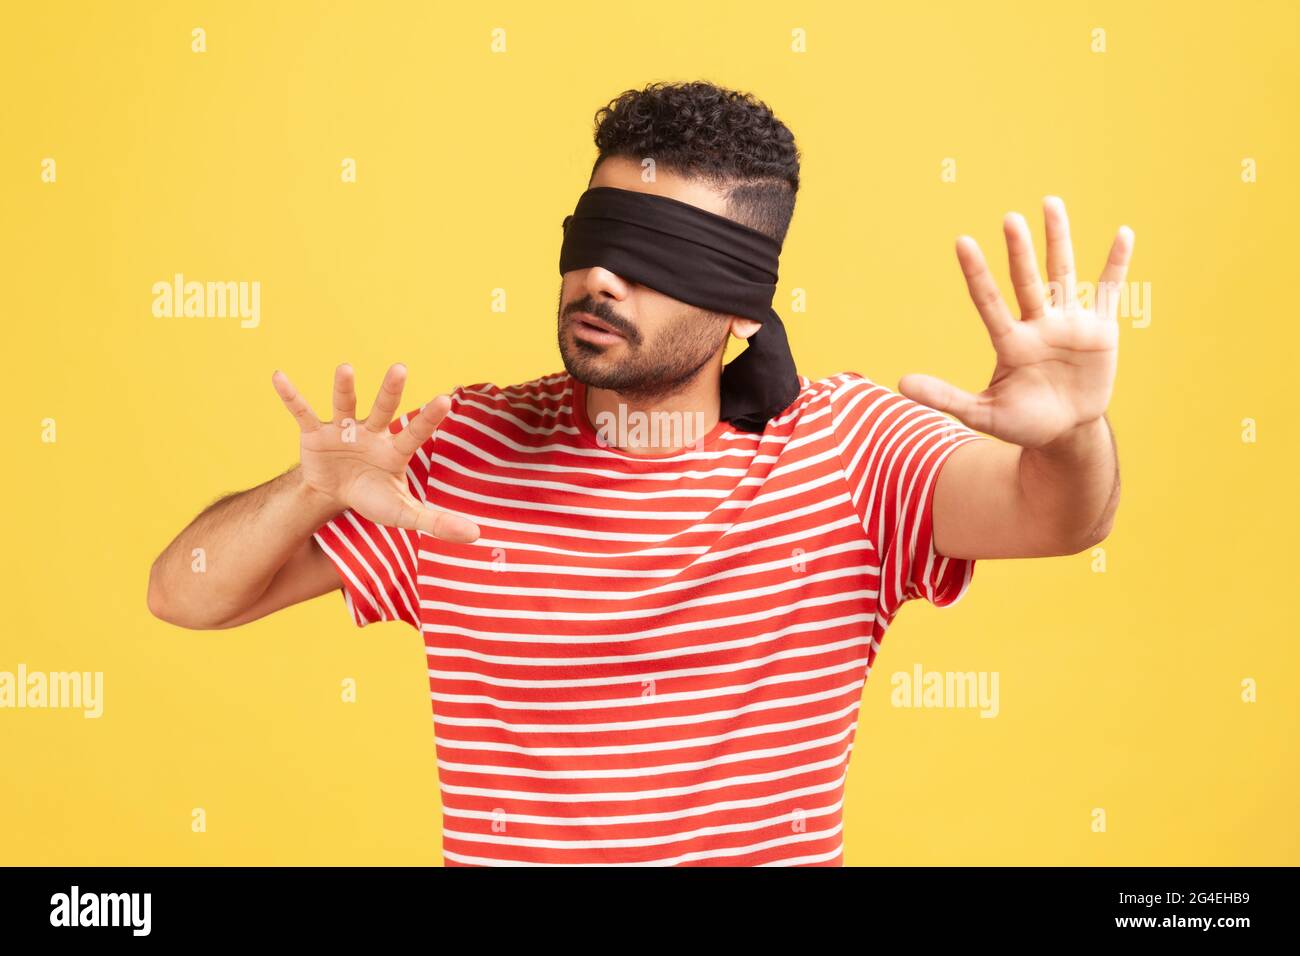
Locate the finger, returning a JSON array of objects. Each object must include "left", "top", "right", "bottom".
[
  {"left": 1043, "top": 196, "right": 1077, "bottom": 307},
  {"left": 392, "top": 494, "right": 480, "bottom": 544},
  {"left": 898, "top": 373, "right": 992, "bottom": 434},
  {"left": 365, "top": 363, "right": 407, "bottom": 433},
  {"left": 1096, "top": 226, "right": 1135, "bottom": 321},
  {"left": 271, "top": 370, "right": 322, "bottom": 433},
  {"left": 393, "top": 395, "right": 452, "bottom": 460},
  {"left": 956, "top": 236, "right": 1016, "bottom": 340},
  {"left": 1003, "top": 212, "right": 1046, "bottom": 321},
  {"left": 332, "top": 363, "right": 357, "bottom": 423}
]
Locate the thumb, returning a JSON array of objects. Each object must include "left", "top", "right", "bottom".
[
  {"left": 898, "top": 373, "right": 988, "bottom": 431},
  {"left": 393, "top": 493, "right": 481, "bottom": 544}
]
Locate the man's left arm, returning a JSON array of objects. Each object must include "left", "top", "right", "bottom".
[
  {"left": 898, "top": 197, "right": 1134, "bottom": 561},
  {"left": 930, "top": 413, "right": 1119, "bottom": 559}
]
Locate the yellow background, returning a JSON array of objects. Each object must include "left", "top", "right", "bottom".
[{"left": 2, "top": 0, "right": 1296, "bottom": 865}]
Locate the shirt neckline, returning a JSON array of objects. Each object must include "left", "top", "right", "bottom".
[{"left": 569, "top": 375, "right": 733, "bottom": 459}]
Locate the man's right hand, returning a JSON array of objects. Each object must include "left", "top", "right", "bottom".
[{"left": 271, "top": 363, "right": 480, "bottom": 544}]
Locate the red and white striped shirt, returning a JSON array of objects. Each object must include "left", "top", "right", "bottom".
[{"left": 313, "top": 370, "right": 987, "bottom": 866}]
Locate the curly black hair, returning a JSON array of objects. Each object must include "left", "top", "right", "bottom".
[{"left": 589, "top": 80, "right": 801, "bottom": 245}]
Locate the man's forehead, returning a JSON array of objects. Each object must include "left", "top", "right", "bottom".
[{"left": 589, "top": 156, "right": 732, "bottom": 220}]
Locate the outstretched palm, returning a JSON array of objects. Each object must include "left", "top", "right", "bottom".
[
  {"left": 272, "top": 363, "right": 479, "bottom": 543},
  {"left": 900, "top": 197, "right": 1135, "bottom": 449}
]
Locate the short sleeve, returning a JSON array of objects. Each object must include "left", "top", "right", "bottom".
[
  {"left": 829, "top": 372, "right": 989, "bottom": 618},
  {"left": 312, "top": 406, "right": 432, "bottom": 632}
]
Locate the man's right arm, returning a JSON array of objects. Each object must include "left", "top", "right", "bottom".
[
  {"left": 146, "top": 466, "right": 343, "bottom": 630},
  {"left": 146, "top": 363, "right": 480, "bottom": 631}
]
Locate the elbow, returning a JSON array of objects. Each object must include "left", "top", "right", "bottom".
[
  {"left": 1078, "top": 494, "right": 1121, "bottom": 552},
  {"left": 1074, "top": 522, "right": 1112, "bottom": 554},
  {"left": 146, "top": 559, "right": 172, "bottom": 622},
  {"left": 1048, "top": 481, "right": 1121, "bottom": 557},
  {"left": 1055, "top": 511, "right": 1117, "bottom": 557},
  {"left": 1074, "top": 470, "right": 1122, "bottom": 552},
  {"left": 147, "top": 558, "right": 223, "bottom": 630},
  {"left": 146, "top": 560, "right": 193, "bottom": 627}
]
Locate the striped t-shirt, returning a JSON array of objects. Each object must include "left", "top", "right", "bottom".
[{"left": 313, "top": 370, "right": 987, "bottom": 866}]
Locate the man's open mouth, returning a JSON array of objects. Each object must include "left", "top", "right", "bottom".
[{"left": 573, "top": 312, "right": 624, "bottom": 339}]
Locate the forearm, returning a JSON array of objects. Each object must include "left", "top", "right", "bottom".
[
  {"left": 1016, "top": 414, "right": 1119, "bottom": 554},
  {"left": 147, "top": 465, "right": 342, "bottom": 628}
]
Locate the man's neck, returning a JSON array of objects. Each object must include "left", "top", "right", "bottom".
[{"left": 584, "top": 371, "right": 720, "bottom": 455}]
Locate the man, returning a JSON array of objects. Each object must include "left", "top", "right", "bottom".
[{"left": 148, "top": 80, "right": 1132, "bottom": 866}]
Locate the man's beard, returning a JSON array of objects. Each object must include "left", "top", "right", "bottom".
[{"left": 557, "top": 291, "right": 731, "bottom": 404}]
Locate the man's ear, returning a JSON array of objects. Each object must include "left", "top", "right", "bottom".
[{"left": 729, "top": 317, "right": 762, "bottom": 341}]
